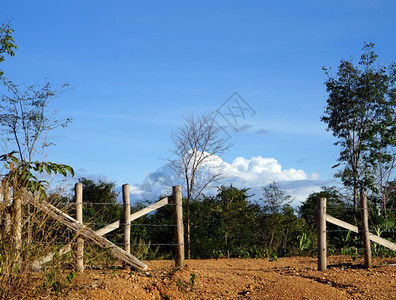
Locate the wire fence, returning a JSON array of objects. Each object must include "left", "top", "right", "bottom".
[
  {"left": 0, "top": 185, "right": 186, "bottom": 272},
  {"left": 317, "top": 196, "right": 396, "bottom": 271}
]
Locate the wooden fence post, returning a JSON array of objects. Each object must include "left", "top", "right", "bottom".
[
  {"left": 11, "top": 193, "right": 22, "bottom": 251},
  {"left": 4, "top": 212, "right": 11, "bottom": 236},
  {"left": 360, "top": 191, "right": 372, "bottom": 268},
  {"left": 75, "top": 182, "right": 84, "bottom": 273},
  {"left": 173, "top": 185, "right": 185, "bottom": 268},
  {"left": 2, "top": 184, "right": 11, "bottom": 236},
  {"left": 122, "top": 184, "right": 131, "bottom": 271},
  {"left": 317, "top": 197, "right": 327, "bottom": 271}
]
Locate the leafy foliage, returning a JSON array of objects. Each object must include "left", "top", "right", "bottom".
[
  {"left": 1, "top": 151, "right": 74, "bottom": 195},
  {"left": 0, "top": 23, "right": 17, "bottom": 76},
  {"left": 0, "top": 152, "right": 74, "bottom": 299},
  {"left": 191, "top": 185, "right": 260, "bottom": 258},
  {"left": 139, "top": 184, "right": 316, "bottom": 260},
  {"left": 321, "top": 42, "right": 396, "bottom": 209},
  {"left": 261, "top": 182, "right": 292, "bottom": 214},
  {"left": 77, "top": 177, "right": 122, "bottom": 231},
  {"left": 299, "top": 186, "right": 353, "bottom": 226}
]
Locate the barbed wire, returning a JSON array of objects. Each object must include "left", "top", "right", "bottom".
[
  {"left": 324, "top": 247, "right": 391, "bottom": 252},
  {"left": 326, "top": 205, "right": 396, "bottom": 211},
  {"left": 25, "top": 240, "right": 181, "bottom": 247},
  {"left": 326, "top": 229, "right": 396, "bottom": 233},
  {"left": 66, "top": 202, "right": 181, "bottom": 206}
]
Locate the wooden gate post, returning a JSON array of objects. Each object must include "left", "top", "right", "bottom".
[
  {"left": 173, "top": 185, "right": 185, "bottom": 268},
  {"left": 317, "top": 197, "right": 327, "bottom": 271},
  {"left": 360, "top": 191, "right": 372, "bottom": 268},
  {"left": 75, "top": 183, "right": 84, "bottom": 273},
  {"left": 122, "top": 184, "right": 131, "bottom": 271}
]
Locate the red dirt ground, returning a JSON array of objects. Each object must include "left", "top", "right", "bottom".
[{"left": 32, "top": 256, "right": 396, "bottom": 299}]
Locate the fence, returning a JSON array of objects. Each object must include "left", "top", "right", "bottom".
[
  {"left": 317, "top": 192, "right": 396, "bottom": 271},
  {"left": 27, "top": 184, "right": 185, "bottom": 272}
]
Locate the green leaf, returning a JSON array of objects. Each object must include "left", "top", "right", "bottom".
[
  {"left": 58, "top": 167, "right": 66, "bottom": 177},
  {"left": 65, "top": 165, "right": 74, "bottom": 177},
  {"left": 44, "top": 164, "right": 51, "bottom": 174}
]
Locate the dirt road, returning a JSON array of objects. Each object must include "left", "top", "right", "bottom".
[{"left": 47, "top": 256, "right": 396, "bottom": 299}]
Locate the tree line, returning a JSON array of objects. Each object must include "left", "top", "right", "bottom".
[{"left": 72, "top": 178, "right": 395, "bottom": 261}]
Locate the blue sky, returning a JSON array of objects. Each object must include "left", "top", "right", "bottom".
[{"left": 1, "top": 1, "right": 395, "bottom": 204}]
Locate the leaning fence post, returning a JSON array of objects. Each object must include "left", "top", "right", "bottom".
[
  {"left": 360, "top": 191, "right": 372, "bottom": 268},
  {"left": 317, "top": 197, "right": 327, "bottom": 271},
  {"left": 173, "top": 185, "right": 185, "bottom": 268},
  {"left": 75, "top": 182, "right": 84, "bottom": 273},
  {"left": 122, "top": 184, "right": 131, "bottom": 271}
]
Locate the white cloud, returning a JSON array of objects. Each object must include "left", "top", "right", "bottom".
[
  {"left": 224, "top": 156, "right": 307, "bottom": 184},
  {"left": 128, "top": 155, "right": 329, "bottom": 207}
]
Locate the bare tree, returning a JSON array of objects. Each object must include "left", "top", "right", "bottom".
[
  {"left": 0, "top": 77, "right": 72, "bottom": 163},
  {"left": 169, "top": 112, "right": 233, "bottom": 258}
]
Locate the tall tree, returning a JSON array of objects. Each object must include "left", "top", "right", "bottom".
[
  {"left": 321, "top": 43, "right": 396, "bottom": 210},
  {"left": 214, "top": 185, "right": 255, "bottom": 258},
  {"left": 0, "top": 23, "right": 75, "bottom": 297},
  {"left": 259, "top": 182, "right": 294, "bottom": 250},
  {"left": 0, "top": 23, "right": 17, "bottom": 77},
  {"left": 168, "top": 112, "right": 232, "bottom": 258},
  {"left": 190, "top": 185, "right": 258, "bottom": 259},
  {"left": 261, "top": 181, "right": 292, "bottom": 214}
]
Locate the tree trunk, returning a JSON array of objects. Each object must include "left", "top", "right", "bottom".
[
  {"left": 269, "top": 229, "right": 275, "bottom": 249},
  {"left": 353, "top": 185, "right": 358, "bottom": 212},
  {"left": 283, "top": 226, "right": 289, "bottom": 249},
  {"left": 225, "top": 231, "right": 230, "bottom": 258}
]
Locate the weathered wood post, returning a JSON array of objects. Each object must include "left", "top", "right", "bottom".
[
  {"left": 173, "top": 185, "right": 185, "bottom": 268},
  {"left": 4, "top": 212, "right": 11, "bottom": 236},
  {"left": 2, "top": 184, "right": 11, "bottom": 236},
  {"left": 11, "top": 192, "right": 22, "bottom": 251},
  {"left": 360, "top": 191, "right": 372, "bottom": 268},
  {"left": 317, "top": 197, "right": 327, "bottom": 271},
  {"left": 122, "top": 184, "right": 131, "bottom": 271},
  {"left": 75, "top": 182, "right": 84, "bottom": 273}
]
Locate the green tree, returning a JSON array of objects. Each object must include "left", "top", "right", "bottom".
[
  {"left": 261, "top": 181, "right": 292, "bottom": 214},
  {"left": 0, "top": 23, "right": 17, "bottom": 77},
  {"left": 258, "top": 182, "right": 295, "bottom": 254},
  {"left": 299, "top": 186, "right": 352, "bottom": 226},
  {"left": 214, "top": 185, "right": 257, "bottom": 258},
  {"left": 77, "top": 177, "right": 122, "bottom": 231},
  {"left": 190, "top": 185, "right": 259, "bottom": 258},
  {"left": 321, "top": 42, "right": 396, "bottom": 210}
]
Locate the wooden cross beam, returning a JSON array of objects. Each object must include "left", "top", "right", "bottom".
[
  {"left": 32, "top": 197, "right": 168, "bottom": 270},
  {"left": 25, "top": 191, "right": 148, "bottom": 271},
  {"left": 326, "top": 214, "right": 396, "bottom": 251}
]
